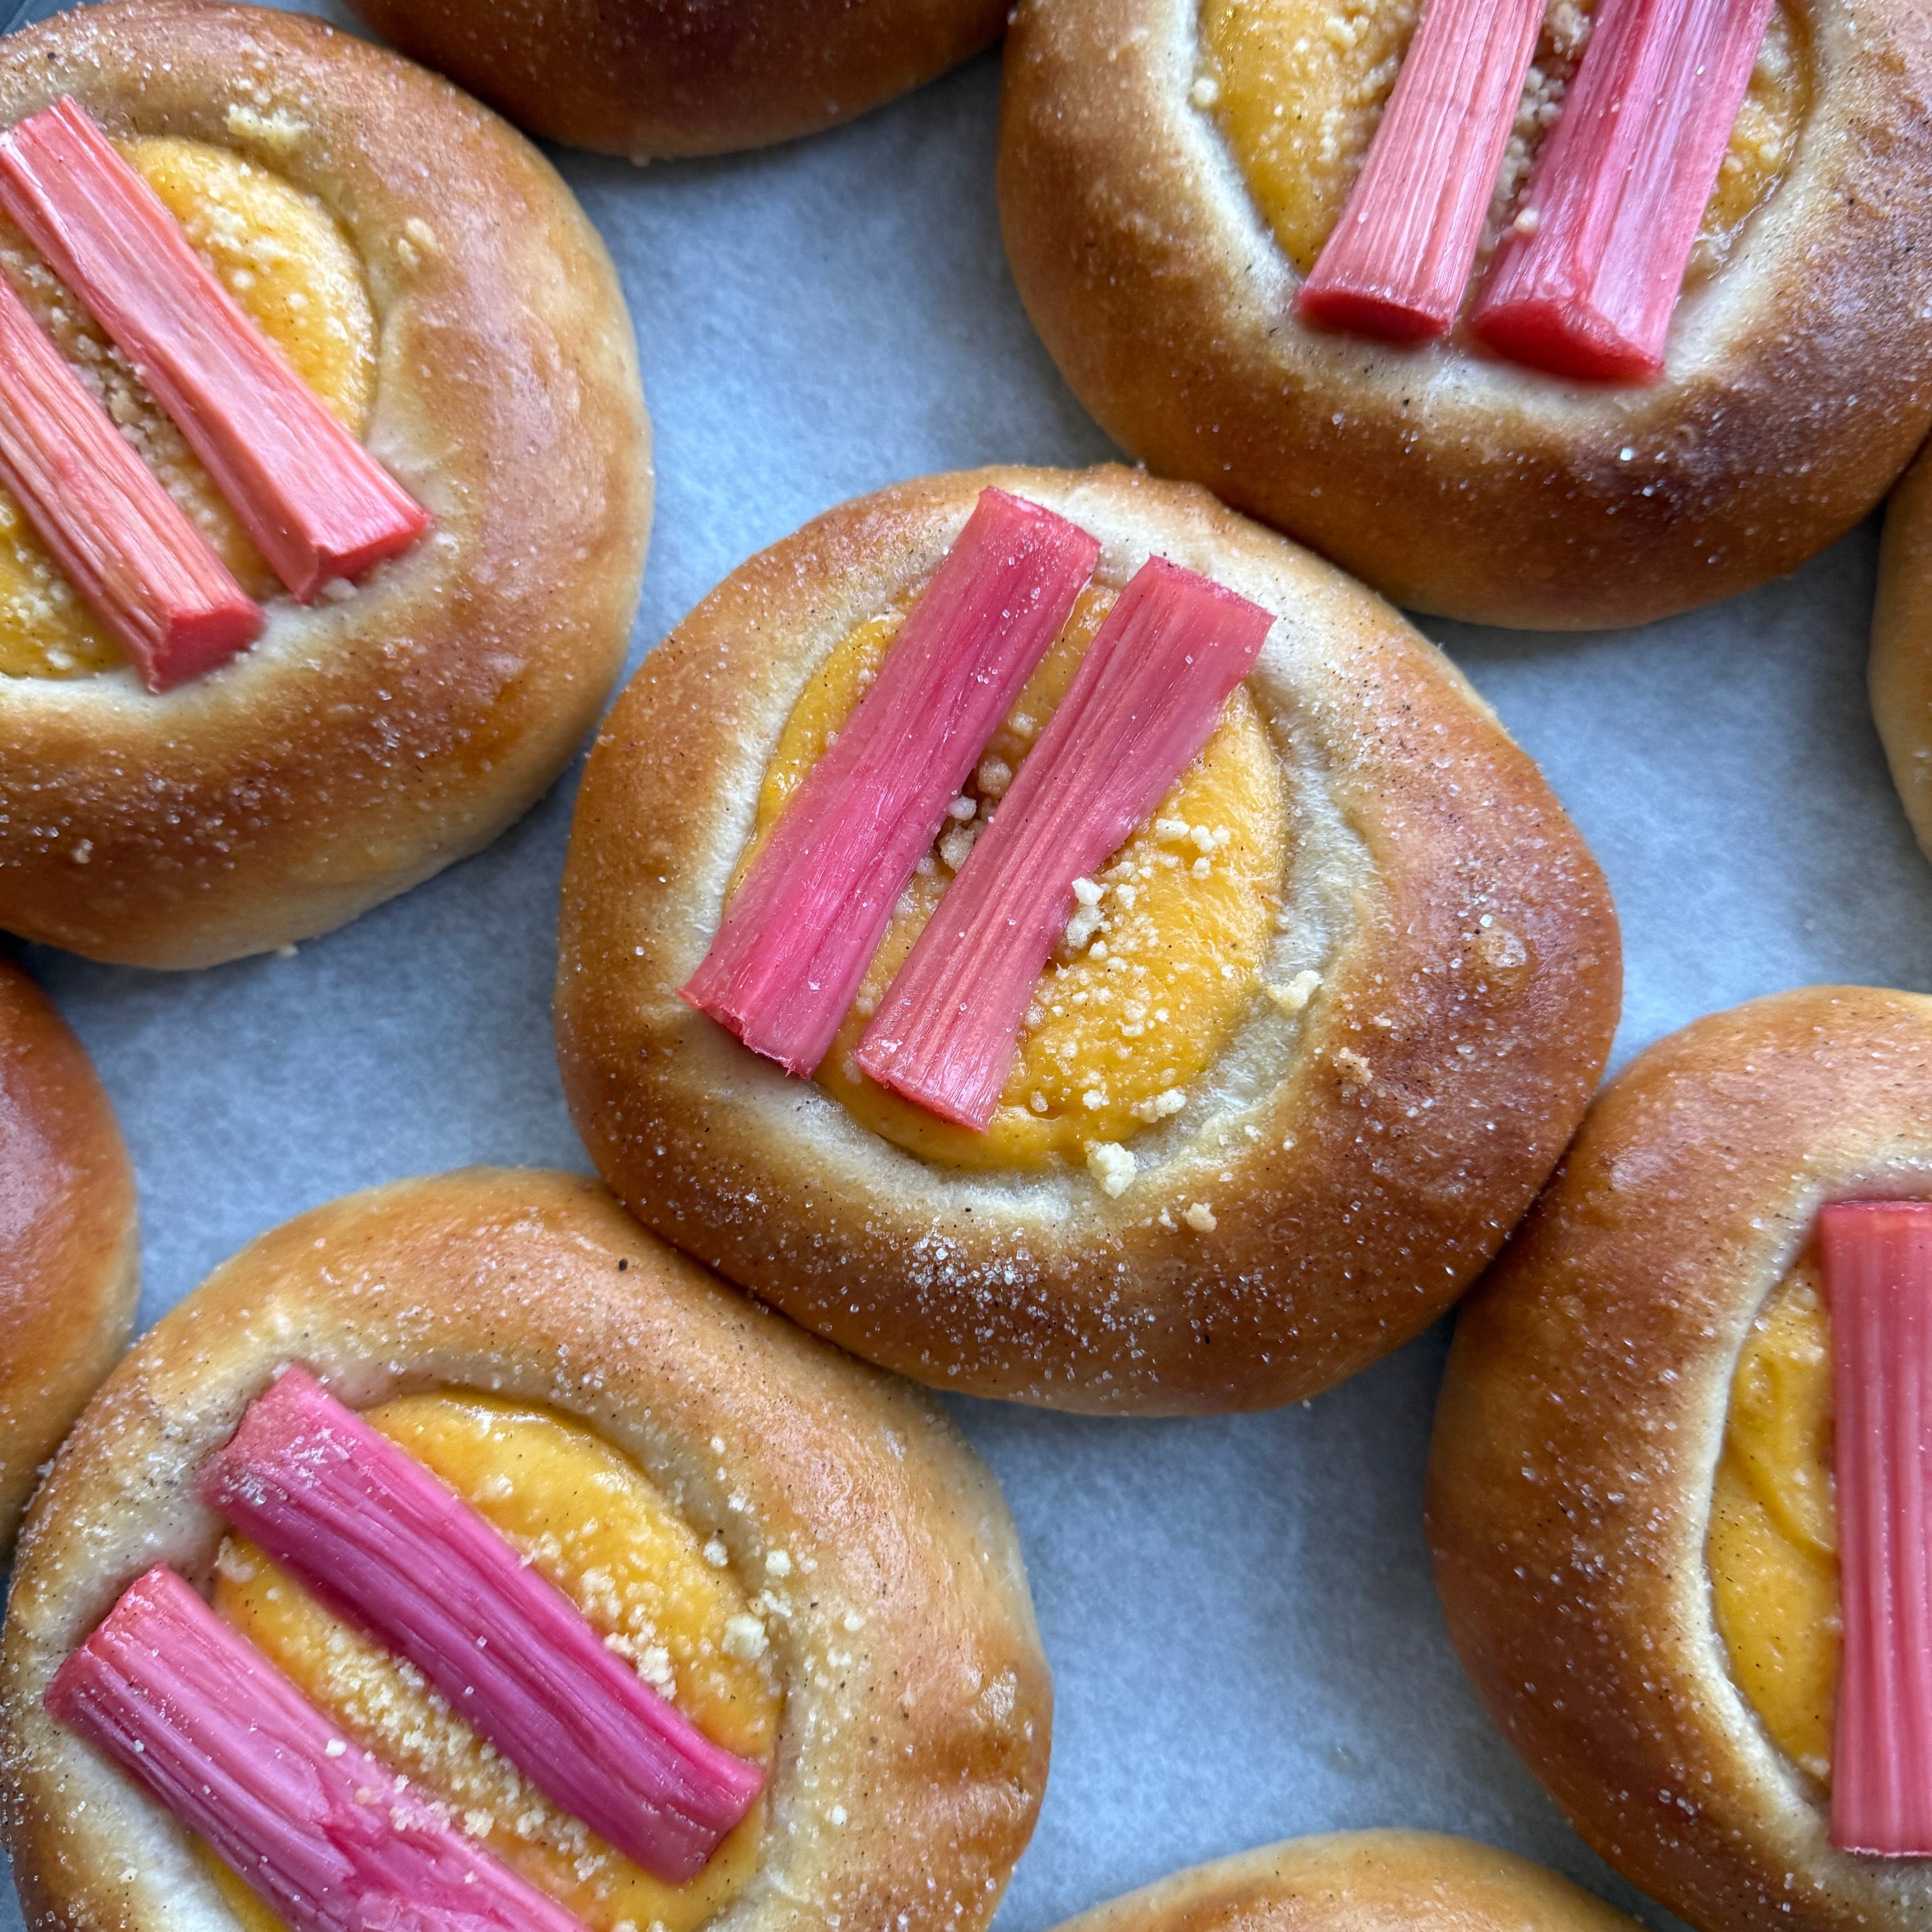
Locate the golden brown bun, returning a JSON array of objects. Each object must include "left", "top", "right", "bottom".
[
  {"left": 0, "top": 1167, "right": 1050, "bottom": 1932},
  {"left": 556, "top": 463, "right": 1621, "bottom": 1415},
  {"left": 1871, "top": 437, "right": 1932, "bottom": 861},
  {"left": 1048, "top": 1833, "right": 1640, "bottom": 1932},
  {"left": 997, "top": 0, "right": 1932, "bottom": 630},
  {"left": 0, "top": 961, "right": 136, "bottom": 1558},
  {"left": 0, "top": 2, "right": 650, "bottom": 969},
  {"left": 1428, "top": 986, "right": 1932, "bottom": 1932},
  {"left": 345, "top": 0, "right": 1007, "bottom": 160}
]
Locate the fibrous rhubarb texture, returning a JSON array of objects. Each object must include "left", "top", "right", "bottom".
[
  {"left": 856, "top": 556, "right": 1273, "bottom": 1129},
  {"left": 1472, "top": 0, "right": 1777, "bottom": 382},
  {"left": 0, "top": 99, "right": 429, "bottom": 600},
  {"left": 198, "top": 1367, "right": 764, "bottom": 1884},
  {"left": 681, "top": 487, "right": 1101, "bottom": 1076},
  {"left": 46, "top": 1565, "right": 589, "bottom": 1932},
  {"left": 1821, "top": 1199, "right": 1932, "bottom": 1856},
  {"left": 0, "top": 272, "right": 259, "bottom": 690},
  {"left": 1294, "top": 0, "right": 1545, "bottom": 342}
]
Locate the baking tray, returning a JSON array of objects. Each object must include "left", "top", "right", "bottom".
[{"left": 6, "top": 2, "right": 1927, "bottom": 1927}]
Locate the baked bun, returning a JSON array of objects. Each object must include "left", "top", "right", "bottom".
[
  {"left": 1, "top": 1166, "right": 1050, "bottom": 1932},
  {"left": 344, "top": 0, "right": 1007, "bottom": 160},
  {"left": 0, "top": 960, "right": 136, "bottom": 1557},
  {"left": 1046, "top": 1833, "right": 1639, "bottom": 1932},
  {"left": 0, "top": 1, "right": 649, "bottom": 968},
  {"left": 1429, "top": 986, "right": 1932, "bottom": 1932},
  {"left": 556, "top": 463, "right": 1620, "bottom": 1415},
  {"left": 1871, "top": 437, "right": 1932, "bottom": 863},
  {"left": 997, "top": 0, "right": 1932, "bottom": 630}
]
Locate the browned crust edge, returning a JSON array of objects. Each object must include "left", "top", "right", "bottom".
[
  {"left": 1427, "top": 985, "right": 1932, "bottom": 1932},
  {"left": 348, "top": 0, "right": 1008, "bottom": 160},
  {"left": 1045, "top": 1831, "right": 1641, "bottom": 1932},
  {"left": 0, "top": 1, "right": 651, "bottom": 968},
  {"left": 555, "top": 462, "right": 1621, "bottom": 1415},
  {"left": 996, "top": 0, "right": 1932, "bottom": 630},
  {"left": 0, "top": 1167, "right": 1050, "bottom": 1932},
  {"left": 0, "top": 961, "right": 137, "bottom": 1559}
]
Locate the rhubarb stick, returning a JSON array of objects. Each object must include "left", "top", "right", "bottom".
[
  {"left": 1821, "top": 1200, "right": 1932, "bottom": 1856},
  {"left": 1294, "top": 0, "right": 1546, "bottom": 342},
  {"left": 0, "top": 99, "right": 429, "bottom": 600},
  {"left": 199, "top": 1366, "right": 763, "bottom": 1885},
  {"left": 1471, "top": 0, "right": 1777, "bottom": 382},
  {"left": 47, "top": 1565, "right": 590, "bottom": 1932},
  {"left": 856, "top": 557, "right": 1273, "bottom": 1129},
  {"left": 0, "top": 273, "right": 259, "bottom": 690},
  {"left": 681, "top": 487, "right": 1100, "bottom": 1077}
]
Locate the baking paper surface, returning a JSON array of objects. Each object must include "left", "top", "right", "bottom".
[{"left": 6, "top": 3, "right": 1926, "bottom": 1926}]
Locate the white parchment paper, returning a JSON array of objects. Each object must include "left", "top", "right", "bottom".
[{"left": 8, "top": 3, "right": 1928, "bottom": 1927}]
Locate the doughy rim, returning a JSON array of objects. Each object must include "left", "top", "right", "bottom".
[
  {"left": 0, "top": 1, "right": 650, "bottom": 968},
  {"left": 995, "top": 0, "right": 1932, "bottom": 629},
  {"left": 556, "top": 463, "right": 1620, "bottom": 1414},
  {"left": 1045, "top": 1831, "right": 1639, "bottom": 1932},
  {"left": 1871, "top": 438, "right": 1932, "bottom": 867},
  {"left": 0, "top": 1167, "right": 1050, "bottom": 1932},
  {"left": 1428, "top": 986, "right": 1932, "bottom": 1932},
  {"left": 0, "top": 960, "right": 137, "bottom": 1558}
]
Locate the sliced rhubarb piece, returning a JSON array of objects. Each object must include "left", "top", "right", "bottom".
[
  {"left": 0, "top": 273, "right": 258, "bottom": 690},
  {"left": 681, "top": 487, "right": 1100, "bottom": 1077},
  {"left": 1821, "top": 1199, "right": 1932, "bottom": 1856},
  {"left": 1471, "top": 0, "right": 1777, "bottom": 382},
  {"left": 198, "top": 1366, "right": 763, "bottom": 1885},
  {"left": 856, "top": 556, "right": 1272, "bottom": 1130},
  {"left": 47, "top": 1565, "right": 589, "bottom": 1932},
  {"left": 1294, "top": 0, "right": 1545, "bottom": 342},
  {"left": 0, "top": 99, "right": 429, "bottom": 601}
]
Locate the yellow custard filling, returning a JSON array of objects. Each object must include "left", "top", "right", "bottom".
[
  {"left": 750, "top": 584, "right": 1292, "bottom": 1173},
  {"left": 1197, "top": 0, "right": 1811, "bottom": 285},
  {"left": 0, "top": 135, "right": 376, "bottom": 679},
  {"left": 1707, "top": 1267, "right": 1839, "bottom": 1783},
  {"left": 206, "top": 1392, "right": 781, "bottom": 1932}
]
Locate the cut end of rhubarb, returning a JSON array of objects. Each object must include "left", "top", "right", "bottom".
[
  {"left": 856, "top": 555, "right": 1273, "bottom": 1132},
  {"left": 1294, "top": 280, "right": 1449, "bottom": 345},
  {"left": 1821, "top": 1200, "right": 1932, "bottom": 1858},
  {"left": 681, "top": 487, "right": 1099, "bottom": 1079},
  {"left": 202, "top": 1364, "right": 764, "bottom": 1885},
  {"left": 1472, "top": 289, "right": 1663, "bottom": 386}
]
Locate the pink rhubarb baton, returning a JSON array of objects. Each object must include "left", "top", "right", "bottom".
[
  {"left": 46, "top": 1565, "right": 590, "bottom": 1932},
  {"left": 1294, "top": 0, "right": 1545, "bottom": 342},
  {"left": 856, "top": 556, "right": 1273, "bottom": 1129},
  {"left": 1821, "top": 1199, "right": 1932, "bottom": 1856},
  {"left": 681, "top": 486, "right": 1101, "bottom": 1077},
  {"left": 198, "top": 1366, "right": 764, "bottom": 1885},
  {"left": 1471, "top": 0, "right": 1778, "bottom": 382},
  {"left": 0, "top": 273, "right": 259, "bottom": 690},
  {"left": 0, "top": 99, "right": 430, "bottom": 600}
]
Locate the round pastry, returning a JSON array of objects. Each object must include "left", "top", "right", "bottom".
[
  {"left": 0, "top": 1166, "right": 1050, "bottom": 1932},
  {"left": 0, "top": 959, "right": 136, "bottom": 1557},
  {"left": 556, "top": 462, "right": 1621, "bottom": 1415},
  {"left": 1870, "top": 437, "right": 1932, "bottom": 865},
  {"left": 1429, "top": 986, "right": 1932, "bottom": 1932},
  {"left": 344, "top": 0, "right": 1008, "bottom": 160},
  {"left": 996, "top": 0, "right": 1932, "bottom": 630},
  {"left": 0, "top": 1, "right": 650, "bottom": 969},
  {"left": 1044, "top": 1832, "right": 1639, "bottom": 1932}
]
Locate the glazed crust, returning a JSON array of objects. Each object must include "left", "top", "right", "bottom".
[
  {"left": 555, "top": 464, "right": 1620, "bottom": 1415},
  {"left": 0, "top": 1167, "right": 1050, "bottom": 1932},
  {"left": 346, "top": 0, "right": 1007, "bottom": 160},
  {"left": 0, "top": 2, "right": 651, "bottom": 969},
  {"left": 1046, "top": 1832, "right": 1639, "bottom": 1932},
  {"left": 0, "top": 961, "right": 136, "bottom": 1559},
  {"left": 1871, "top": 438, "right": 1932, "bottom": 863},
  {"left": 1428, "top": 986, "right": 1932, "bottom": 1932},
  {"left": 996, "top": 0, "right": 1932, "bottom": 630}
]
